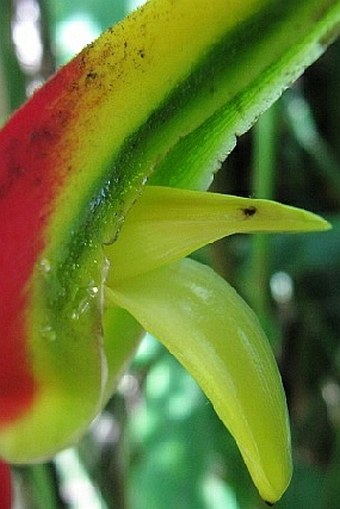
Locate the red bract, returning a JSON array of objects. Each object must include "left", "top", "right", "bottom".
[{"left": 0, "top": 461, "right": 12, "bottom": 509}]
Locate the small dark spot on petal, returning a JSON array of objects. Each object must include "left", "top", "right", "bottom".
[
  {"left": 241, "top": 206, "right": 257, "bottom": 218},
  {"left": 265, "top": 501, "right": 275, "bottom": 507},
  {"left": 86, "top": 71, "right": 98, "bottom": 81}
]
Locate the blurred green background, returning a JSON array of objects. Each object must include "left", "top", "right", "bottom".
[{"left": 1, "top": 1, "right": 340, "bottom": 508}]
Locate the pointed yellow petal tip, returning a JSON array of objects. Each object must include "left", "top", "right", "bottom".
[
  {"left": 287, "top": 206, "right": 331, "bottom": 232},
  {"left": 233, "top": 197, "right": 332, "bottom": 234},
  {"left": 257, "top": 461, "right": 292, "bottom": 504}
]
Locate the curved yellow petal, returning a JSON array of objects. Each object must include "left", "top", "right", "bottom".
[
  {"left": 105, "top": 259, "right": 292, "bottom": 503},
  {"left": 106, "top": 185, "right": 330, "bottom": 284}
]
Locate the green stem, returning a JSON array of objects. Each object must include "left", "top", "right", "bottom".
[
  {"left": 37, "top": 0, "right": 56, "bottom": 79},
  {"left": 0, "top": 0, "right": 26, "bottom": 112},
  {"left": 248, "top": 102, "right": 279, "bottom": 335},
  {"left": 0, "top": 50, "right": 9, "bottom": 123},
  {"left": 252, "top": 104, "right": 278, "bottom": 199},
  {"left": 29, "top": 463, "right": 59, "bottom": 509}
]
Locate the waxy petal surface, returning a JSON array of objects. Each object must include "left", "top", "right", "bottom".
[
  {"left": 106, "top": 186, "right": 330, "bottom": 284},
  {"left": 105, "top": 259, "right": 292, "bottom": 503}
]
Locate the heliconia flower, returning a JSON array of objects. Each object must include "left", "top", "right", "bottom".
[
  {"left": 0, "top": 461, "right": 12, "bottom": 509},
  {"left": 0, "top": 0, "right": 338, "bottom": 505}
]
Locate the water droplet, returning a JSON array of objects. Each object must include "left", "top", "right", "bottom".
[
  {"left": 38, "top": 258, "right": 51, "bottom": 274},
  {"left": 71, "top": 298, "right": 90, "bottom": 320},
  {"left": 40, "top": 325, "right": 57, "bottom": 342},
  {"left": 84, "top": 238, "right": 94, "bottom": 249},
  {"left": 103, "top": 213, "right": 125, "bottom": 245},
  {"left": 112, "top": 174, "right": 121, "bottom": 186},
  {"left": 70, "top": 277, "right": 102, "bottom": 321},
  {"left": 88, "top": 286, "right": 99, "bottom": 298}
]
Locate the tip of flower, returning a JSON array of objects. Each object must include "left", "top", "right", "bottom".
[
  {"left": 321, "top": 218, "right": 332, "bottom": 231},
  {"left": 274, "top": 203, "right": 332, "bottom": 233},
  {"left": 300, "top": 211, "right": 332, "bottom": 232}
]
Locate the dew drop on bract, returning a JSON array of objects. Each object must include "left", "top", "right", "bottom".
[
  {"left": 40, "top": 325, "right": 57, "bottom": 342},
  {"left": 71, "top": 280, "right": 99, "bottom": 321},
  {"left": 71, "top": 297, "right": 90, "bottom": 321},
  {"left": 38, "top": 258, "right": 51, "bottom": 275},
  {"left": 87, "top": 286, "right": 99, "bottom": 298},
  {"left": 102, "top": 212, "right": 125, "bottom": 245}
]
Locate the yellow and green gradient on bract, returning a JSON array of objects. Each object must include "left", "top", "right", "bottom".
[{"left": 0, "top": 0, "right": 339, "bottom": 504}]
